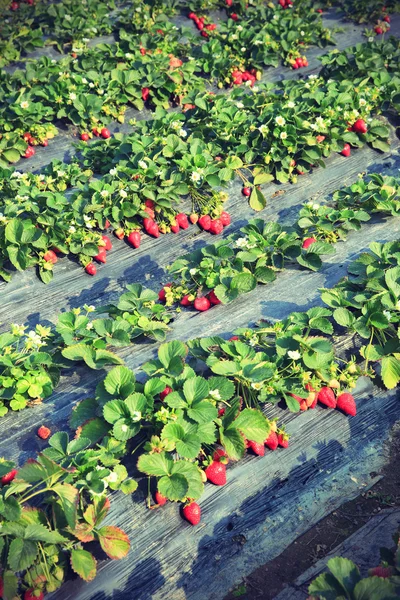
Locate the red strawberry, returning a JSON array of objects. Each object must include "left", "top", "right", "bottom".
[
  {"left": 194, "top": 297, "right": 211, "bottom": 312},
  {"left": 127, "top": 231, "right": 141, "bottom": 248},
  {"left": 24, "top": 146, "right": 35, "bottom": 159},
  {"left": 170, "top": 222, "right": 180, "bottom": 234},
  {"left": 374, "top": 25, "right": 383, "bottom": 34},
  {"left": 265, "top": 431, "right": 279, "bottom": 451},
  {"left": 144, "top": 206, "right": 155, "bottom": 219},
  {"left": 158, "top": 283, "right": 172, "bottom": 302},
  {"left": 43, "top": 250, "right": 58, "bottom": 264},
  {"left": 23, "top": 132, "right": 32, "bottom": 142},
  {"left": 85, "top": 262, "right": 97, "bottom": 276},
  {"left": 1, "top": 469, "right": 18, "bottom": 485},
  {"left": 218, "top": 407, "right": 225, "bottom": 416},
  {"left": 143, "top": 217, "right": 159, "bottom": 238},
  {"left": 317, "top": 387, "right": 336, "bottom": 408},
  {"left": 94, "top": 247, "right": 107, "bottom": 263},
  {"left": 352, "top": 118, "right": 368, "bottom": 134},
  {"left": 155, "top": 491, "right": 167, "bottom": 506},
  {"left": 209, "top": 219, "right": 224, "bottom": 235},
  {"left": 80, "top": 133, "right": 89, "bottom": 141},
  {"left": 213, "top": 448, "right": 229, "bottom": 463},
  {"left": 101, "top": 235, "right": 112, "bottom": 251},
  {"left": 176, "top": 213, "right": 189, "bottom": 229},
  {"left": 24, "top": 589, "right": 44, "bottom": 600},
  {"left": 383, "top": 15, "right": 390, "bottom": 23},
  {"left": 190, "top": 213, "right": 199, "bottom": 224},
  {"left": 341, "top": 143, "right": 351, "bottom": 157},
  {"left": 288, "top": 393, "right": 308, "bottom": 411},
  {"left": 205, "top": 461, "right": 227, "bottom": 485},
  {"left": 114, "top": 228, "right": 124, "bottom": 240},
  {"left": 316, "top": 135, "right": 326, "bottom": 143},
  {"left": 230, "top": 12, "right": 238, "bottom": 20},
  {"left": 160, "top": 386, "right": 173, "bottom": 401},
  {"left": 182, "top": 502, "right": 201, "bottom": 525},
  {"left": 37, "top": 425, "right": 51, "bottom": 440},
  {"left": 100, "top": 128, "right": 111, "bottom": 139},
  {"left": 336, "top": 392, "right": 356, "bottom": 416},
  {"left": 41, "top": 139, "right": 48, "bottom": 147},
  {"left": 277, "top": 433, "right": 289, "bottom": 448},
  {"left": 368, "top": 566, "right": 393, "bottom": 578},
  {"left": 180, "top": 294, "right": 192, "bottom": 306},
  {"left": 92, "top": 127, "right": 100, "bottom": 136},
  {"left": 10, "top": 1, "right": 19, "bottom": 10},
  {"left": 226, "top": 0, "right": 233, "bottom": 5},
  {"left": 248, "top": 440, "right": 265, "bottom": 456},
  {"left": 142, "top": 87, "right": 150, "bottom": 102},
  {"left": 104, "top": 220, "right": 110, "bottom": 229},
  {"left": 242, "top": 187, "right": 251, "bottom": 197},
  {"left": 198, "top": 215, "right": 211, "bottom": 230},
  {"left": 302, "top": 237, "right": 317, "bottom": 249},
  {"left": 0, "top": 576, "right": 3, "bottom": 598},
  {"left": 207, "top": 290, "right": 221, "bottom": 305},
  {"left": 188, "top": 12, "right": 196, "bottom": 19},
  {"left": 220, "top": 211, "right": 231, "bottom": 227}
]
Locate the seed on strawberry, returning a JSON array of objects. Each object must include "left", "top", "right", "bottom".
[
  {"left": 242, "top": 187, "right": 251, "bottom": 197},
  {"left": 352, "top": 118, "right": 368, "bottom": 134},
  {"left": 264, "top": 430, "right": 279, "bottom": 450},
  {"left": 182, "top": 502, "right": 201, "bottom": 525},
  {"left": 208, "top": 290, "right": 221, "bottom": 305},
  {"left": 24, "top": 589, "right": 44, "bottom": 600},
  {"left": 248, "top": 440, "right": 265, "bottom": 456},
  {"left": 94, "top": 247, "right": 107, "bottom": 263},
  {"left": 85, "top": 262, "right": 97, "bottom": 276},
  {"left": 127, "top": 231, "right": 141, "bottom": 248},
  {"left": 205, "top": 461, "right": 227, "bottom": 485},
  {"left": 336, "top": 392, "right": 356, "bottom": 416},
  {"left": 302, "top": 237, "right": 317, "bottom": 249},
  {"left": 160, "top": 386, "right": 173, "bottom": 401},
  {"left": 114, "top": 228, "right": 124, "bottom": 240},
  {"left": 43, "top": 250, "right": 58, "bottom": 264},
  {"left": 220, "top": 211, "right": 231, "bottom": 227},
  {"left": 100, "top": 128, "right": 111, "bottom": 139},
  {"left": 341, "top": 143, "right": 351, "bottom": 157},
  {"left": 155, "top": 491, "right": 167, "bottom": 506},
  {"left": 1, "top": 469, "right": 18, "bottom": 485},
  {"left": 194, "top": 296, "right": 211, "bottom": 311},
  {"left": 198, "top": 214, "right": 211, "bottom": 230},
  {"left": 142, "top": 87, "right": 150, "bottom": 102},
  {"left": 80, "top": 132, "right": 89, "bottom": 141},
  {"left": 101, "top": 235, "right": 112, "bottom": 251},
  {"left": 37, "top": 425, "right": 51, "bottom": 440},
  {"left": 317, "top": 387, "right": 337, "bottom": 408},
  {"left": 176, "top": 213, "right": 189, "bottom": 229},
  {"left": 209, "top": 219, "right": 224, "bottom": 235}
]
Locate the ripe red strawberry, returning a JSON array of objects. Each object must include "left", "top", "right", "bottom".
[
  {"left": 209, "top": 219, "right": 224, "bottom": 235},
  {"left": 85, "top": 262, "right": 97, "bottom": 276},
  {"left": 176, "top": 213, "right": 189, "bottom": 229},
  {"left": 220, "top": 211, "right": 231, "bottom": 227},
  {"left": 383, "top": 15, "right": 390, "bottom": 23},
  {"left": 94, "top": 247, "right": 107, "bottom": 264},
  {"left": 114, "top": 228, "right": 124, "bottom": 240},
  {"left": 182, "top": 502, "right": 201, "bottom": 525},
  {"left": 23, "top": 132, "right": 32, "bottom": 142},
  {"left": 316, "top": 135, "right": 326, "bottom": 143},
  {"left": 43, "top": 250, "right": 58, "bottom": 264},
  {"left": 213, "top": 448, "right": 229, "bottom": 463},
  {"left": 248, "top": 440, "right": 265, "bottom": 456},
  {"left": 374, "top": 25, "right": 383, "bottom": 34},
  {"left": 144, "top": 206, "right": 155, "bottom": 219},
  {"left": 80, "top": 133, "right": 89, "bottom": 141},
  {"left": 190, "top": 213, "right": 199, "bottom": 224},
  {"left": 143, "top": 217, "right": 159, "bottom": 238},
  {"left": 336, "top": 392, "right": 356, "bottom": 416},
  {"left": 0, "top": 576, "right": 3, "bottom": 598},
  {"left": 368, "top": 566, "right": 393, "bottom": 578},
  {"left": 230, "top": 12, "right": 238, "bottom": 20},
  {"left": 101, "top": 235, "right": 112, "bottom": 251},
  {"left": 352, "top": 119, "right": 368, "bottom": 134},
  {"left": 341, "top": 143, "right": 351, "bottom": 157},
  {"left": 194, "top": 296, "right": 211, "bottom": 311},
  {"left": 100, "top": 128, "right": 111, "bottom": 139},
  {"left": 317, "top": 387, "right": 337, "bottom": 408},
  {"left": 198, "top": 215, "right": 211, "bottom": 230},
  {"left": 229, "top": 336, "right": 239, "bottom": 341},
  {"left": 37, "top": 425, "right": 51, "bottom": 440},
  {"left": 188, "top": 12, "right": 196, "bottom": 19},
  {"left": 218, "top": 407, "right": 225, "bottom": 416},
  {"left": 205, "top": 23, "right": 217, "bottom": 31},
  {"left": 158, "top": 283, "right": 172, "bottom": 302},
  {"left": 170, "top": 222, "right": 180, "bottom": 234},
  {"left": 142, "top": 87, "right": 150, "bottom": 102},
  {"left": 160, "top": 386, "right": 173, "bottom": 401},
  {"left": 226, "top": 0, "right": 233, "bottom": 5},
  {"left": 242, "top": 187, "right": 251, "bottom": 197},
  {"left": 205, "top": 461, "right": 226, "bottom": 485},
  {"left": 104, "top": 220, "right": 111, "bottom": 229},
  {"left": 277, "top": 432, "right": 289, "bottom": 448},
  {"left": 155, "top": 491, "right": 167, "bottom": 506},
  {"left": 24, "top": 589, "right": 44, "bottom": 600},
  {"left": 265, "top": 431, "right": 279, "bottom": 451},
  {"left": 10, "top": 1, "right": 19, "bottom": 10},
  {"left": 207, "top": 290, "right": 221, "bottom": 305},
  {"left": 1, "top": 469, "right": 18, "bottom": 485},
  {"left": 92, "top": 127, "right": 100, "bottom": 136},
  {"left": 24, "top": 146, "right": 35, "bottom": 159},
  {"left": 302, "top": 237, "right": 316, "bottom": 249},
  {"left": 180, "top": 294, "right": 192, "bottom": 306},
  {"left": 140, "top": 47, "right": 146, "bottom": 56},
  {"left": 127, "top": 231, "right": 141, "bottom": 248},
  {"left": 41, "top": 139, "right": 48, "bottom": 147}
]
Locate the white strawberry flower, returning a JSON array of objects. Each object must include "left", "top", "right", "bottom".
[
  {"left": 286, "top": 101, "right": 295, "bottom": 108},
  {"left": 64, "top": 14, "right": 72, "bottom": 21},
  {"left": 119, "top": 189, "right": 128, "bottom": 198},
  {"left": 89, "top": 82, "right": 95, "bottom": 88},
  {"left": 258, "top": 124, "right": 268, "bottom": 135},
  {"left": 11, "top": 324, "right": 26, "bottom": 336},
  {"left": 27, "top": 331, "right": 43, "bottom": 346},
  {"left": 308, "top": 74, "right": 318, "bottom": 80},
  {"left": 100, "top": 190, "right": 109, "bottom": 198},
  {"left": 251, "top": 382, "right": 264, "bottom": 390},
  {"left": 313, "top": 203, "right": 320, "bottom": 210},
  {"left": 11, "top": 171, "right": 23, "bottom": 178},
  {"left": 189, "top": 268, "right": 198, "bottom": 275},
  {"left": 57, "top": 170, "right": 65, "bottom": 177},
  {"left": 171, "top": 121, "right": 180, "bottom": 130},
  {"left": 81, "top": 77, "right": 88, "bottom": 84},
  {"left": 241, "top": 47, "right": 246, "bottom": 53},
  {"left": 20, "top": 101, "right": 30, "bottom": 109},
  {"left": 86, "top": 322, "right": 94, "bottom": 330},
  {"left": 121, "top": 424, "right": 128, "bottom": 433},
  {"left": 209, "top": 389, "right": 221, "bottom": 400},
  {"left": 179, "top": 128, "right": 187, "bottom": 137},
  {"left": 190, "top": 171, "right": 201, "bottom": 182},
  {"left": 383, "top": 310, "right": 391, "bottom": 321},
  {"left": 300, "top": 30, "right": 305, "bottom": 36},
  {"left": 69, "top": 92, "right": 77, "bottom": 101},
  {"left": 138, "top": 160, "right": 147, "bottom": 170},
  {"left": 288, "top": 350, "right": 301, "bottom": 360},
  {"left": 69, "top": 226, "right": 76, "bottom": 233},
  {"left": 0, "top": 213, "right": 6, "bottom": 223},
  {"left": 236, "top": 102, "right": 244, "bottom": 109},
  {"left": 105, "top": 471, "right": 119, "bottom": 483},
  {"left": 359, "top": 98, "right": 367, "bottom": 106},
  {"left": 280, "top": 131, "right": 287, "bottom": 140},
  {"left": 368, "top": 36, "right": 374, "bottom": 42},
  {"left": 109, "top": 168, "right": 117, "bottom": 176},
  {"left": 125, "top": 53, "right": 133, "bottom": 59},
  {"left": 275, "top": 116, "right": 286, "bottom": 126}
]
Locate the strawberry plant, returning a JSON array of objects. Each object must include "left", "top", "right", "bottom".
[{"left": 316, "top": 0, "right": 399, "bottom": 23}]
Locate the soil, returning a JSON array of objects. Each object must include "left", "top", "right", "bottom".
[{"left": 225, "top": 422, "right": 400, "bottom": 600}]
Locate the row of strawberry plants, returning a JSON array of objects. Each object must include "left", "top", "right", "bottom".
[
  {"left": 2, "top": 234, "right": 400, "bottom": 598},
  {"left": 0, "top": 68, "right": 395, "bottom": 282},
  {"left": 1, "top": 171, "right": 399, "bottom": 417},
  {"left": 317, "top": 0, "right": 399, "bottom": 24}
]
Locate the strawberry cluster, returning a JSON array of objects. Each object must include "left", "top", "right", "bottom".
[
  {"left": 374, "top": 9, "right": 391, "bottom": 34},
  {"left": 231, "top": 68, "right": 257, "bottom": 86},
  {"left": 291, "top": 386, "right": 357, "bottom": 416},
  {"left": 289, "top": 55, "right": 309, "bottom": 70},
  {"left": 278, "top": 0, "right": 293, "bottom": 8},
  {"left": 22, "top": 131, "right": 49, "bottom": 158},
  {"left": 188, "top": 12, "right": 217, "bottom": 37},
  {"left": 340, "top": 118, "right": 368, "bottom": 157},
  {"left": 84, "top": 233, "right": 113, "bottom": 276}
]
